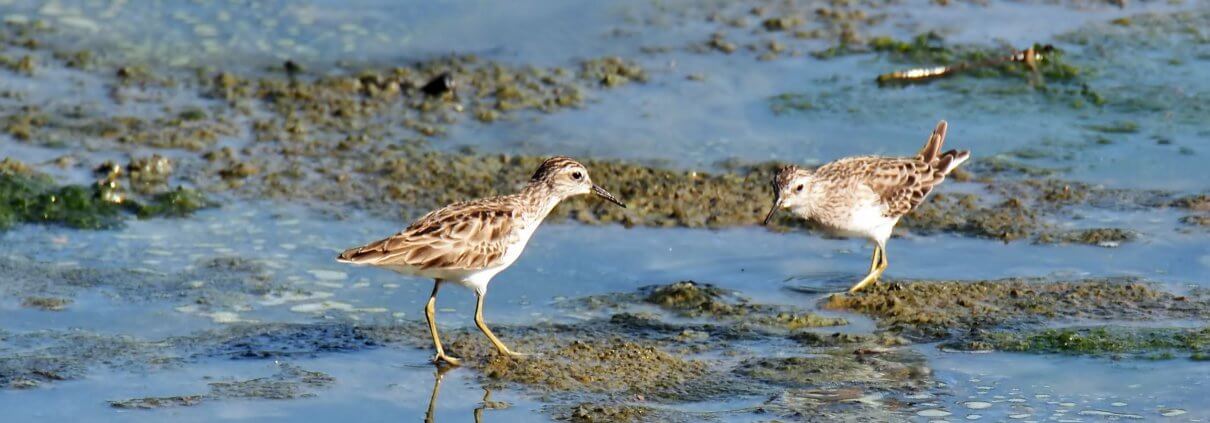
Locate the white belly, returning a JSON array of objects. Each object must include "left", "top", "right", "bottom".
[{"left": 831, "top": 202, "right": 897, "bottom": 244}]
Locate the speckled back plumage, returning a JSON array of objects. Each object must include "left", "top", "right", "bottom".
[
  {"left": 337, "top": 195, "right": 538, "bottom": 270},
  {"left": 816, "top": 120, "right": 968, "bottom": 220},
  {"left": 337, "top": 156, "right": 588, "bottom": 272}
]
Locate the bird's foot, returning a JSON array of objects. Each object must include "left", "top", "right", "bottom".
[
  {"left": 497, "top": 349, "right": 537, "bottom": 359},
  {"left": 432, "top": 353, "right": 463, "bottom": 366},
  {"left": 848, "top": 272, "right": 880, "bottom": 294}
]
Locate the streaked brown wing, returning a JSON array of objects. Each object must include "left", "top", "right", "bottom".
[
  {"left": 338, "top": 198, "right": 522, "bottom": 271},
  {"left": 865, "top": 158, "right": 947, "bottom": 217},
  {"left": 818, "top": 156, "right": 945, "bottom": 217}
]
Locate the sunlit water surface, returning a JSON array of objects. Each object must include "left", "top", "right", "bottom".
[{"left": 1, "top": 0, "right": 1208, "bottom": 421}]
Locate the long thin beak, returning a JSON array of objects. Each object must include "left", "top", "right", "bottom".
[
  {"left": 763, "top": 196, "right": 781, "bottom": 226},
  {"left": 592, "top": 184, "right": 626, "bottom": 208}
]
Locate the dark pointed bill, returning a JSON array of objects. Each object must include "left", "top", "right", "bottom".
[
  {"left": 592, "top": 184, "right": 626, "bottom": 208},
  {"left": 763, "top": 195, "right": 781, "bottom": 225}
]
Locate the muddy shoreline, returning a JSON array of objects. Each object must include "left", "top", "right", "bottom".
[{"left": 0, "top": 1, "right": 1208, "bottom": 422}]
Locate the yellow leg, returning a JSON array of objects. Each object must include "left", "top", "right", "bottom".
[
  {"left": 849, "top": 244, "right": 886, "bottom": 293},
  {"left": 877, "top": 244, "right": 888, "bottom": 274},
  {"left": 474, "top": 290, "right": 524, "bottom": 357},
  {"left": 425, "top": 280, "right": 462, "bottom": 366},
  {"left": 867, "top": 244, "right": 882, "bottom": 274}
]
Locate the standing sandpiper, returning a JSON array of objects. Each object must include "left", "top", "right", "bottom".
[
  {"left": 764, "top": 120, "right": 969, "bottom": 293},
  {"left": 337, "top": 157, "right": 625, "bottom": 365}
]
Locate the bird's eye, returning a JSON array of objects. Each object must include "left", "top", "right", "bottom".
[
  {"left": 571, "top": 171, "right": 583, "bottom": 180},
  {"left": 795, "top": 184, "right": 804, "bottom": 192}
]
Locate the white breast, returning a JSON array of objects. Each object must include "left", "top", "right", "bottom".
[{"left": 455, "top": 214, "right": 544, "bottom": 294}]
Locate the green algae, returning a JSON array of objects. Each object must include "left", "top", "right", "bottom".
[
  {"left": 0, "top": 171, "right": 124, "bottom": 230},
  {"left": 950, "top": 327, "right": 1210, "bottom": 360},
  {"left": 825, "top": 278, "right": 1206, "bottom": 341},
  {"left": 769, "top": 93, "right": 815, "bottom": 115},
  {"left": 135, "top": 187, "right": 213, "bottom": 219},
  {"left": 1086, "top": 120, "right": 1140, "bottom": 134},
  {"left": 0, "top": 159, "right": 212, "bottom": 231}
]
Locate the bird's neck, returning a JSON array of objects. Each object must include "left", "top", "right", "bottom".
[{"left": 519, "top": 182, "right": 565, "bottom": 218}]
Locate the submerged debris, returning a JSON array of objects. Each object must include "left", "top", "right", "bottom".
[
  {"left": 208, "top": 363, "right": 335, "bottom": 400},
  {"left": 0, "top": 255, "right": 279, "bottom": 318},
  {"left": 1172, "top": 194, "right": 1210, "bottom": 212},
  {"left": 1180, "top": 215, "right": 1210, "bottom": 228},
  {"left": 420, "top": 72, "right": 456, "bottom": 97},
  {"left": 19, "top": 296, "right": 71, "bottom": 311},
  {"left": 109, "top": 363, "right": 334, "bottom": 409},
  {"left": 580, "top": 57, "right": 647, "bottom": 87},
  {"left": 1035, "top": 228, "right": 1136, "bottom": 247},
  {"left": 875, "top": 42, "right": 1060, "bottom": 86},
  {"left": 125, "top": 154, "right": 174, "bottom": 193},
  {"left": 108, "top": 395, "right": 205, "bottom": 409}
]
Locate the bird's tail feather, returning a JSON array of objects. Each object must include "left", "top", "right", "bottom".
[
  {"left": 916, "top": 120, "right": 948, "bottom": 162},
  {"left": 935, "top": 149, "right": 970, "bottom": 175}
]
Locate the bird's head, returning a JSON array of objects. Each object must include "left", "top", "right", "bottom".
[
  {"left": 529, "top": 156, "right": 625, "bottom": 208},
  {"left": 764, "top": 165, "right": 815, "bottom": 225}
]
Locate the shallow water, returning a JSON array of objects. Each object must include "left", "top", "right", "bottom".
[{"left": 1, "top": 0, "right": 1208, "bottom": 421}]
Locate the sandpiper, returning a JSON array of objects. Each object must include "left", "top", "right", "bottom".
[
  {"left": 337, "top": 156, "right": 625, "bottom": 365},
  {"left": 764, "top": 120, "right": 969, "bottom": 293}
]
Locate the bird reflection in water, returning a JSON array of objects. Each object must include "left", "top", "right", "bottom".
[{"left": 425, "top": 365, "right": 509, "bottom": 422}]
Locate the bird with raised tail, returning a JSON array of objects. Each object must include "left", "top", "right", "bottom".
[
  {"left": 337, "top": 156, "right": 626, "bottom": 365},
  {"left": 764, "top": 120, "right": 970, "bottom": 293}
]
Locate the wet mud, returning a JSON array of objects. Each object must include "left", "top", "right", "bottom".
[
  {"left": 948, "top": 326, "right": 1210, "bottom": 360},
  {"left": 826, "top": 278, "right": 1210, "bottom": 346},
  {"left": 0, "top": 281, "right": 932, "bottom": 421}
]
